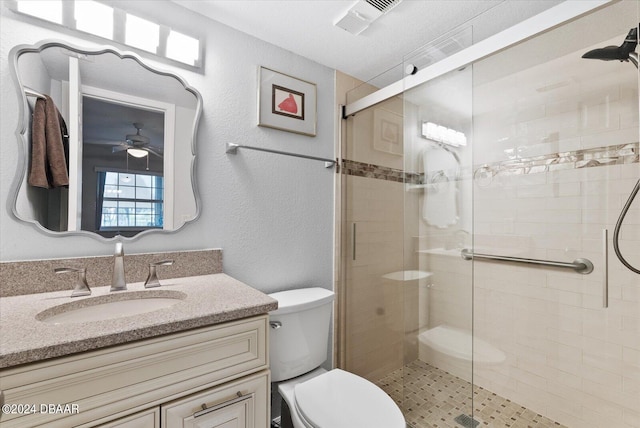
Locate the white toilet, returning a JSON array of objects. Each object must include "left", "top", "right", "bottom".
[{"left": 269, "top": 287, "right": 405, "bottom": 428}]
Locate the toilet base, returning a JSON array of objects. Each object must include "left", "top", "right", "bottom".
[
  {"left": 280, "top": 399, "right": 294, "bottom": 428},
  {"left": 276, "top": 367, "right": 327, "bottom": 428}
]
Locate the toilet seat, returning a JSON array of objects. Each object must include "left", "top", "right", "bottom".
[{"left": 293, "top": 369, "right": 405, "bottom": 428}]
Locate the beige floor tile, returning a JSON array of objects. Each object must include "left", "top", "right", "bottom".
[{"left": 375, "top": 360, "right": 565, "bottom": 428}]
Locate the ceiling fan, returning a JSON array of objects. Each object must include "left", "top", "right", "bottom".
[{"left": 111, "top": 122, "right": 162, "bottom": 158}]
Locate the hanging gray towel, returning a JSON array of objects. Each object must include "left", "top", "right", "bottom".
[{"left": 28, "top": 95, "right": 69, "bottom": 188}]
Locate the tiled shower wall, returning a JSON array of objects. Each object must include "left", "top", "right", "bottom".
[
  {"left": 470, "top": 163, "right": 639, "bottom": 428},
  {"left": 343, "top": 173, "right": 405, "bottom": 381},
  {"left": 468, "top": 15, "right": 640, "bottom": 428}
]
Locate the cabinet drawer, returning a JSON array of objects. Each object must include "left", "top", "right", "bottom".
[
  {"left": 99, "top": 408, "right": 160, "bottom": 428},
  {"left": 0, "top": 315, "right": 268, "bottom": 428},
  {"left": 162, "top": 371, "right": 269, "bottom": 428}
]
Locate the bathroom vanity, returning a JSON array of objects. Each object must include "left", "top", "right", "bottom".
[
  {"left": 1, "top": 35, "right": 275, "bottom": 427},
  {"left": 0, "top": 274, "right": 277, "bottom": 428}
]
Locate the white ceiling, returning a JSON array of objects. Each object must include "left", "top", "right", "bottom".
[{"left": 172, "top": 0, "right": 563, "bottom": 85}]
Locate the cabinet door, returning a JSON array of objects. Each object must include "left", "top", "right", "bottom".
[
  {"left": 162, "top": 371, "right": 269, "bottom": 428},
  {"left": 99, "top": 408, "right": 159, "bottom": 428}
]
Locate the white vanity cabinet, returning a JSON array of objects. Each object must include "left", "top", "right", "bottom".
[{"left": 0, "top": 315, "right": 270, "bottom": 428}]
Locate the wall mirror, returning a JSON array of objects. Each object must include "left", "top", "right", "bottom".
[{"left": 9, "top": 40, "right": 202, "bottom": 240}]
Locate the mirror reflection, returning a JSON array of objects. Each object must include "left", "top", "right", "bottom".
[{"left": 13, "top": 42, "right": 201, "bottom": 238}]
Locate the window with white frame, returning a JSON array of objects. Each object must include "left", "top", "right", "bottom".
[
  {"left": 12, "top": 0, "right": 202, "bottom": 68},
  {"left": 98, "top": 171, "right": 164, "bottom": 230}
]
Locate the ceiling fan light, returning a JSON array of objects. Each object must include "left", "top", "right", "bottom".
[{"left": 127, "top": 148, "right": 148, "bottom": 158}]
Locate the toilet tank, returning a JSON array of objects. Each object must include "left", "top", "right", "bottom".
[{"left": 268, "top": 288, "right": 334, "bottom": 382}]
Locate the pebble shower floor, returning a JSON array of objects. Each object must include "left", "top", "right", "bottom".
[{"left": 375, "top": 360, "right": 565, "bottom": 428}]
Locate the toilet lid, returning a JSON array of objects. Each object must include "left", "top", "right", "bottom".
[{"left": 294, "top": 369, "right": 405, "bottom": 428}]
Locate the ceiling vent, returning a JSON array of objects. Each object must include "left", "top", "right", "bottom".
[
  {"left": 334, "top": 0, "right": 403, "bottom": 35},
  {"left": 365, "top": 0, "right": 401, "bottom": 13}
]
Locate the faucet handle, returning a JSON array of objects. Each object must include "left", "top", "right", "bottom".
[
  {"left": 144, "top": 260, "right": 174, "bottom": 288},
  {"left": 55, "top": 267, "right": 91, "bottom": 297}
]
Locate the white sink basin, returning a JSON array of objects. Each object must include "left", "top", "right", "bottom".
[{"left": 37, "top": 290, "right": 186, "bottom": 324}]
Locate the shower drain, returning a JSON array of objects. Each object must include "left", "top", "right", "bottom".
[{"left": 454, "top": 413, "right": 480, "bottom": 428}]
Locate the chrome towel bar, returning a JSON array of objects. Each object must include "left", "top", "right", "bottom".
[
  {"left": 460, "top": 249, "right": 594, "bottom": 274},
  {"left": 226, "top": 142, "right": 336, "bottom": 168}
]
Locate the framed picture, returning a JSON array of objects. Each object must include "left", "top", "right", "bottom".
[
  {"left": 258, "top": 66, "right": 317, "bottom": 137},
  {"left": 373, "top": 108, "right": 402, "bottom": 155}
]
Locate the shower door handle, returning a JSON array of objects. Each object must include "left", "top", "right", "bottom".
[
  {"left": 352, "top": 223, "right": 357, "bottom": 261},
  {"left": 603, "top": 228, "right": 609, "bottom": 308}
]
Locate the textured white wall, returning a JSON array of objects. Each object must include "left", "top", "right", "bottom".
[{"left": 0, "top": 4, "right": 335, "bottom": 296}]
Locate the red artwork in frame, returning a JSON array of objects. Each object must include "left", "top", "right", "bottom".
[
  {"left": 258, "top": 66, "right": 316, "bottom": 136},
  {"left": 272, "top": 85, "right": 305, "bottom": 120}
]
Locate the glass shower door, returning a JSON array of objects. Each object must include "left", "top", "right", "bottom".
[
  {"left": 401, "top": 35, "right": 475, "bottom": 427},
  {"left": 341, "top": 3, "right": 638, "bottom": 427},
  {"left": 396, "top": 2, "right": 639, "bottom": 427},
  {"left": 469, "top": 2, "right": 640, "bottom": 427},
  {"left": 340, "top": 91, "right": 407, "bottom": 388}
]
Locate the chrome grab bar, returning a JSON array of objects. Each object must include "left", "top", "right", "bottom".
[{"left": 460, "top": 249, "right": 594, "bottom": 275}]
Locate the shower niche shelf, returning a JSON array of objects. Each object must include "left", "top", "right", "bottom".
[{"left": 382, "top": 270, "right": 433, "bottom": 282}]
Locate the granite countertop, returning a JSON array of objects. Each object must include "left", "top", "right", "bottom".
[{"left": 0, "top": 274, "right": 278, "bottom": 369}]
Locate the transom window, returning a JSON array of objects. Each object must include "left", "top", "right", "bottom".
[
  {"left": 12, "top": 0, "right": 201, "bottom": 67},
  {"left": 98, "top": 171, "right": 164, "bottom": 230},
  {"left": 16, "top": 0, "right": 62, "bottom": 24},
  {"left": 75, "top": 0, "right": 113, "bottom": 39},
  {"left": 125, "top": 13, "right": 159, "bottom": 53}
]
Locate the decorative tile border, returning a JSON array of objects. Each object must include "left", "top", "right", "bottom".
[
  {"left": 0, "top": 249, "right": 223, "bottom": 297},
  {"left": 473, "top": 142, "right": 638, "bottom": 180},
  {"left": 342, "top": 143, "right": 638, "bottom": 185},
  {"left": 341, "top": 159, "right": 421, "bottom": 184}
]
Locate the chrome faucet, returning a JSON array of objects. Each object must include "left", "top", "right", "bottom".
[{"left": 110, "top": 242, "right": 127, "bottom": 291}]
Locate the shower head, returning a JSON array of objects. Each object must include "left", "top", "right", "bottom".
[{"left": 582, "top": 26, "right": 638, "bottom": 68}]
